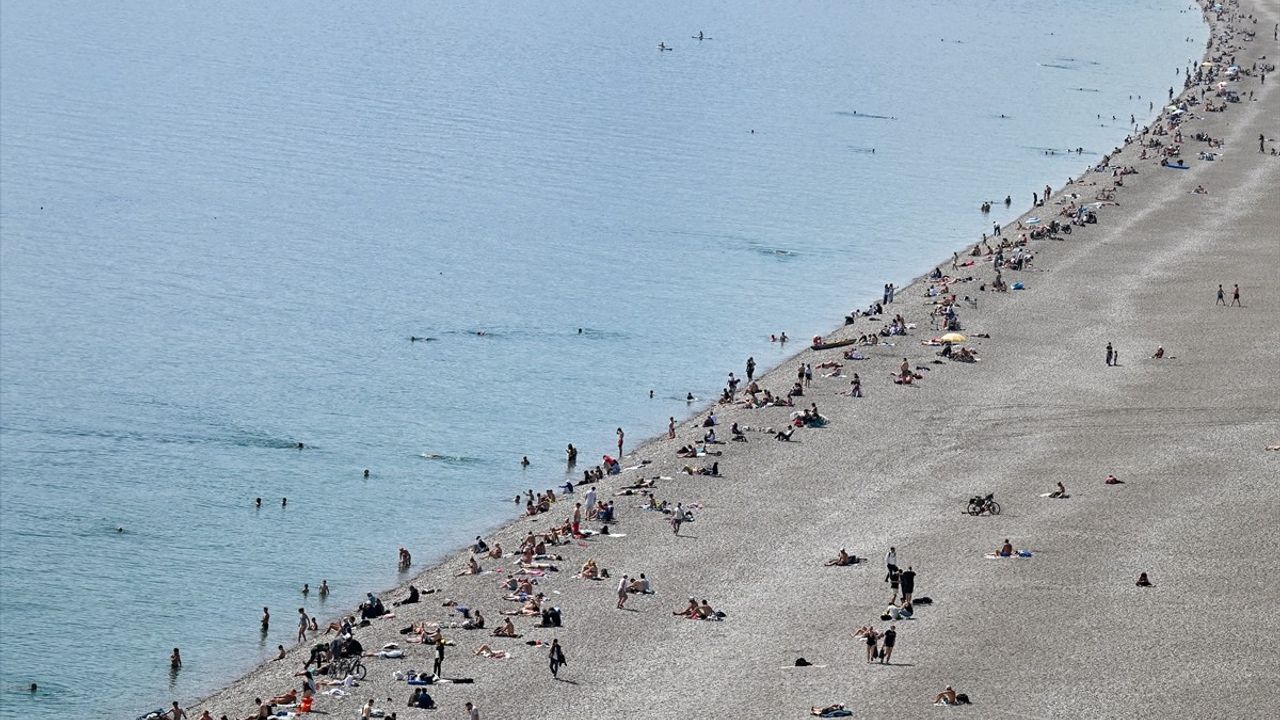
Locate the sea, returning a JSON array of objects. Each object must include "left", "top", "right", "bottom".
[{"left": 0, "top": 1, "right": 1207, "bottom": 717}]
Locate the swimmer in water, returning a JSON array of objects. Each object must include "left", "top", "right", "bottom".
[
  {"left": 281, "top": 497, "right": 287, "bottom": 507},
  {"left": 363, "top": 469, "right": 370, "bottom": 478},
  {"left": 29, "top": 683, "right": 37, "bottom": 693},
  {"left": 697, "top": 31, "right": 704, "bottom": 40},
  {"left": 296, "top": 442, "right": 304, "bottom": 449},
  {"left": 521, "top": 456, "right": 530, "bottom": 467},
  {"left": 171, "top": 648, "right": 182, "bottom": 669},
  {"left": 255, "top": 497, "right": 262, "bottom": 508},
  {"left": 116, "top": 526, "right": 125, "bottom": 533},
  {"left": 319, "top": 580, "right": 329, "bottom": 597}
]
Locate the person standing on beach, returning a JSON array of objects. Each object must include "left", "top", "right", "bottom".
[
  {"left": 884, "top": 547, "right": 898, "bottom": 581},
  {"left": 1231, "top": 284, "right": 1242, "bottom": 307},
  {"left": 804, "top": 363, "right": 813, "bottom": 387},
  {"left": 881, "top": 625, "right": 897, "bottom": 664},
  {"left": 746, "top": 356, "right": 756, "bottom": 381},
  {"left": 900, "top": 567, "right": 916, "bottom": 604},
  {"left": 548, "top": 639, "right": 567, "bottom": 678},
  {"left": 1106, "top": 343, "right": 1114, "bottom": 367},
  {"left": 465, "top": 702, "right": 481, "bottom": 720},
  {"left": 850, "top": 374, "right": 862, "bottom": 397},
  {"left": 616, "top": 428, "right": 625, "bottom": 456},
  {"left": 617, "top": 575, "right": 629, "bottom": 609},
  {"left": 572, "top": 503, "right": 582, "bottom": 537},
  {"left": 433, "top": 636, "right": 446, "bottom": 678},
  {"left": 1217, "top": 284, "right": 1226, "bottom": 305},
  {"left": 584, "top": 486, "right": 597, "bottom": 517},
  {"left": 297, "top": 608, "right": 308, "bottom": 643},
  {"left": 671, "top": 504, "right": 684, "bottom": 534},
  {"left": 165, "top": 701, "right": 188, "bottom": 719},
  {"left": 668, "top": 417, "right": 676, "bottom": 439}
]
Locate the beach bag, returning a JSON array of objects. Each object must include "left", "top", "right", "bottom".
[{"left": 956, "top": 693, "right": 971, "bottom": 705}]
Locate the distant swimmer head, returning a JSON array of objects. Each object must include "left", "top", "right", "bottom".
[
  {"left": 255, "top": 498, "right": 262, "bottom": 507},
  {"left": 363, "top": 469, "right": 370, "bottom": 478},
  {"left": 116, "top": 526, "right": 124, "bottom": 533},
  {"left": 29, "top": 683, "right": 37, "bottom": 693}
]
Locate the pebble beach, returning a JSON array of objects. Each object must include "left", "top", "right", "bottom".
[{"left": 183, "top": 1, "right": 1280, "bottom": 718}]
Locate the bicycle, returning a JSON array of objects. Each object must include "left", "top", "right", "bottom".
[
  {"left": 328, "top": 654, "right": 367, "bottom": 681},
  {"left": 966, "top": 494, "right": 1001, "bottom": 516}
]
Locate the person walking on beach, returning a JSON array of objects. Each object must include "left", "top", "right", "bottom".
[
  {"left": 616, "top": 428, "right": 625, "bottom": 456},
  {"left": 862, "top": 627, "right": 879, "bottom": 663},
  {"left": 850, "top": 374, "right": 862, "bottom": 397},
  {"left": 165, "top": 701, "right": 188, "bottom": 719},
  {"left": 548, "top": 639, "right": 567, "bottom": 678},
  {"left": 884, "top": 547, "right": 898, "bottom": 582},
  {"left": 433, "top": 636, "right": 446, "bottom": 678},
  {"left": 881, "top": 625, "right": 897, "bottom": 664},
  {"left": 1217, "top": 284, "right": 1226, "bottom": 305},
  {"left": 671, "top": 503, "right": 684, "bottom": 534},
  {"left": 1231, "top": 284, "right": 1241, "bottom": 307},
  {"left": 296, "top": 608, "right": 308, "bottom": 642},
  {"left": 668, "top": 417, "right": 676, "bottom": 439},
  {"left": 746, "top": 356, "right": 756, "bottom": 381},
  {"left": 617, "top": 575, "right": 630, "bottom": 609},
  {"left": 804, "top": 363, "right": 813, "bottom": 387},
  {"left": 1105, "top": 343, "right": 1114, "bottom": 367}
]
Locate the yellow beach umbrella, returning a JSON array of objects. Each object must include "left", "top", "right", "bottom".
[{"left": 939, "top": 332, "right": 966, "bottom": 343}]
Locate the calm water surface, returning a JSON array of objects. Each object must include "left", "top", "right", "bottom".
[{"left": 0, "top": 1, "right": 1205, "bottom": 717}]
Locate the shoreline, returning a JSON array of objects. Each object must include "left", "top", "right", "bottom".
[{"left": 188, "top": 1, "right": 1280, "bottom": 717}]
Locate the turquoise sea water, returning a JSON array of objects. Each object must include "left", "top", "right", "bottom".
[{"left": 0, "top": 1, "right": 1206, "bottom": 717}]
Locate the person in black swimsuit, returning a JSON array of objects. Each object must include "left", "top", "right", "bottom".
[{"left": 881, "top": 625, "right": 897, "bottom": 664}]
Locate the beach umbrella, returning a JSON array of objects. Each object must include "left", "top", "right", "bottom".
[{"left": 939, "top": 332, "right": 966, "bottom": 343}]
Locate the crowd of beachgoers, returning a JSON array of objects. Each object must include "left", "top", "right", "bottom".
[{"left": 143, "top": 2, "right": 1280, "bottom": 718}]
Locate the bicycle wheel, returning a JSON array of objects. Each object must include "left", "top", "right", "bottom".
[
  {"left": 352, "top": 659, "right": 367, "bottom": 681},
  {"left": 966, "top": 502, "right": 981, "bottom": 516},
  {"left": 988, "top": 501, "right": 1001, "bottom": 515}
]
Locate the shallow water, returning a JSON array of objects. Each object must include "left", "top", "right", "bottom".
[{"left": 0, "top": 1, "right": 1206, "bottom": 717}]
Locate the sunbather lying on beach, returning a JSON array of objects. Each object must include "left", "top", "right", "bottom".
[
  {"left": 1049, "top": 482, "right": 1068, "bottom": 498},
  {"left": 1105, "top": 474, "right": 1124, "bottom": 484},
  {"left": 268, "top": 689, "right": 297, "bottom": 706},
  {"left": 811, "top": 704, "right": 852, "bottom": 717},
  {"left": 776, "top": 427, "right": 794, "bottom": 441},
  {"left": 473, "top": 644, "right": 509, "bottom": 659}
]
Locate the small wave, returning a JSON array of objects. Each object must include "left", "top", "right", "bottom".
[
  {"left": 833, "top": 110, "right": 896, "bottom": 120},
  {"left": 1038, "top": 63, "right": 1073, "bottom": 70},
  {"left": 418, "top": 452, "right": 484, "bottom": 464},
  {"left": 846, "top": 145, "right": 877, "bottom": 154},
  {"left": 748, "top": 245, "right": 799, "bottom": 260},
  {"left": 1069, "top": 87, "right": 1101, "bottom": 93}
]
